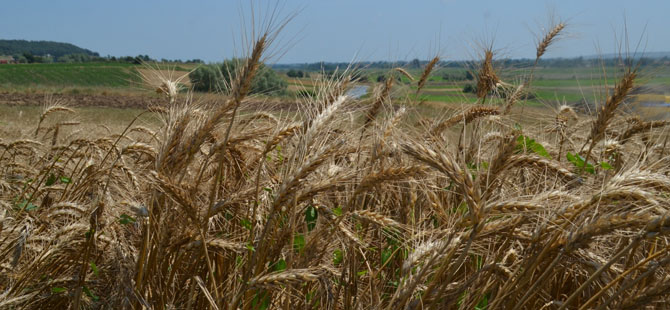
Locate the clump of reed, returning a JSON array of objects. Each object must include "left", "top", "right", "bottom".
[{"left": 1, "top": 9, "right": 670, "bottom": 310}]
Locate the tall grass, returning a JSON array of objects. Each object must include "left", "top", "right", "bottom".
[{"left": 2, "top": 10, "right": 670, "bottom": 310}]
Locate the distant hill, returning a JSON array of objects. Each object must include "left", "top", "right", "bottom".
[{"left": 0, "top": 39, "right": 99, "bottom": 58}]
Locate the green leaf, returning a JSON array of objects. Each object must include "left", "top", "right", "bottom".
[
  {"left": 566, "top": 152, "right": 595, "bottom": 174},
  {"left": 516, "top": 135, "right": 551, "bottom": 158},
  {"left": 273, "top": 259, "right": 287, "bottom": 271},
  {"left": 82, "top": 285, "right": 99, "bottom": 301},
  {"left": 356, "top": 270, "right": 367, "bottom": 277},
  {"left": 475, "top": 293, "right": 490, "bottom": 310},
  {"left": 85, "top": 229, "right": 95, "bottom": 239},
  {"left": 263, "top": 187, "right": 272, "bottom": 193},
  {"left": 584, "top": 164, "right": 594, "bottom": 174},
  {"left": 600, "top": 161, "right": 613, "bottom": 170},
  {"left": 45, "top": 174, "right": 57, "bottom": 186},
  {"left": 566, "top": 152, "right": 577, "bottom": 164},
  {"left": 51, "top": 287, "right": 67, "bottom": 293},
  {"left": 333, "top": 249, "right": 343, "bottom": 265},
  {"left": 90, "top": 261, "right": 99, "bottom": 277},
  {"left": 293, "top": 234, "right": 305, "bottom": 252},
  {"left": 240, "top": 218, "right": 252, "bottom": 230},
  {"left": 119, "top": 214, "right": 136, "bottom": 225},
  {"left": 333, "top": 206, "right": 343, "bottom": 217},
  {"left": 245, "top": 243, "right": 255, "bottom": 252},
  {"left": 381, "top": 247, "right": 395, "bottom": 265},
  {"left": 251, "top": 290, "right": 270, "bottom": 310},
  {"left": 25, "top": 203, "right": 37, "bottom": 211},
  {"left": 305, "top": 205, "right": 318, "bottom": 231},
  {"left": 18, "top": 200, "right": 38, "bottom": 211},
  {"left": 59, "top": 176, "right": 72, "bottom": 184}
]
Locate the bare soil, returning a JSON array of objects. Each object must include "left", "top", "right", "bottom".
[{"left": 0, "top": 91, "right": 164, "bottom": 109}]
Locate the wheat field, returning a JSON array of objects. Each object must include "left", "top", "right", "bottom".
[{"left": 1, "top": 16, "right": 670, "bottom": 310}]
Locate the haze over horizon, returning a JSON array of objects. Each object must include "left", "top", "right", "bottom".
[{"left": 1, "top": 0, "right": 667, "bottom": 64}]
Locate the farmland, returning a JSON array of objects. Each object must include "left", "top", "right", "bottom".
[
  {"left": 2, "top": 60, "right": 670, "bottom": 113},
  {"left": 284, "top": 65, "right": 670, "bottom": 109},
  {"left": 0, "top": 62, "right": 195, "bottom": 92},
  {"left": 3, "top": 9, "right": 670, "bottom": 310},
  {"left": 0, "top": 62, "right": 143, "bottom": 88}
]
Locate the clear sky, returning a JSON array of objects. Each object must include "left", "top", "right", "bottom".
[{"left": 1, "top": 1, "right": 668, "bottom": 63}]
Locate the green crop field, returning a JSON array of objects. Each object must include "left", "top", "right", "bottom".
[
  {"left": 0, "top": 62, "right": 141, "bottom": 87},
  {"left": 346, "top": 65, "right": 670, "bottom": 105}
]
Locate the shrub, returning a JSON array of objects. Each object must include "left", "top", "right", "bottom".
[
  {"left": 190, "top": 59, "right": 287, "bottom": 94},
  {"left": 287, "top": 69, "right": 306, "bottom": 78},
  {"left": 463, "top": 83, "right": 476, "bottom": 93},
  {"left": 189, "top": 65, "right": 225, "bottom": 92}
]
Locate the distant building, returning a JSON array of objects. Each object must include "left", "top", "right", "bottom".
[{"left": 0, "top": 55, "right": 14, "bottom": 64}]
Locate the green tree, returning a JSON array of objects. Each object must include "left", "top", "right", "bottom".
[
  {"left": 221, "top": 58, "right": 287, "bottom": 94},
  {"left": 189, "top": 59, "right": 287, "bottom": 95},
  {"left": 23, "top": 52, "right": 36, "bottom": 63},
  {"left": 462, "top": 84, "right": 476, "bottom": 93},
  {"left": 189, "top": 65, "right": 225, "bottom": 92}
]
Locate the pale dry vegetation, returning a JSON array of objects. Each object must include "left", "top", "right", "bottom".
[{"left": 2, "top": 12, "right": 670, "bottom": 310}]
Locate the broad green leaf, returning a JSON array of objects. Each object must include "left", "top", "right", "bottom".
[
  {"left": 60, "top": 176, "right": 72, "bottom": 184},
  {"left": 566, "top": 152, "right": 595, "bottom": 174},
  {"left": 516, "top": 135, "right": 551, "bottom": 158},
  {"left": 333, "top": 206, "right": 343, "bottom": 217},
  {"left": 566, "top": 152, "right": 577, "bottom": 164},
  {"left": 600, "top": 161, "right": 613, "bottom": 170}
]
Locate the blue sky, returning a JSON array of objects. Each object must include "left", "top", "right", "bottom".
[{"left": 1, "top": 1, "right": 667, "bottom": 63}]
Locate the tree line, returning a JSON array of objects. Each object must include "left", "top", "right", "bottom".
[
  {"left": 271, "top": 56, "right": 670, "bottom": 71},
  {"left": 10, "top": 52, "right": 204, "bottom": 65}
]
